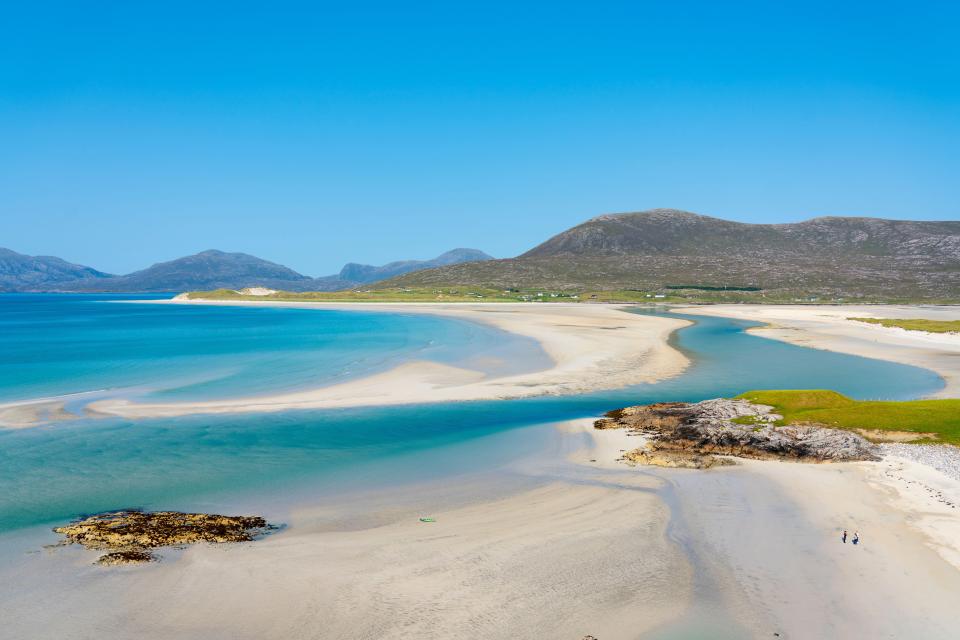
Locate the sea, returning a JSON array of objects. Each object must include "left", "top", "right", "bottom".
[{"left": 0, "top": 294, "right": 943, "bottom": 535}]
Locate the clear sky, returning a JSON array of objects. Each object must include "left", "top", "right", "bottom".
[{"left": 2, "top": 1, "right": 958, "bottom": 275}]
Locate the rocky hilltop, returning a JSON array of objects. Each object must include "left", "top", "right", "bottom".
[
  {"left": 53, "top": 510, "right": 272, "bottom": 564},
  {"left": 381, "top": 209, "right": 960, "bottom": 300},
  {"left": 595, "top": 398, "right": 878, "bottom": 468}
]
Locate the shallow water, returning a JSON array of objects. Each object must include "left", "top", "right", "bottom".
[
  {"left": 0, "top": 294, "right": 551, "bottom": 403},
  {"left": 0, "top": 297, "right": 944, "bottom": 534}
]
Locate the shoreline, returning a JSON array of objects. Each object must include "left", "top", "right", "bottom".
[
  {"left": 673, "top": 304, "right": 960, "bottom": 398},
  {"left": 85, "top": 301, "right": 691, "bottom": 421},
  {"left": 1, "top": 421, "right": 695, "bottom": 639},
  {"left": 7, "top": 413, "right": 960, "bottom": 638}
]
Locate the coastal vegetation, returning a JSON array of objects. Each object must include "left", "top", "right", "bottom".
[
  {"left": 184, "top": 287, "right": 583, "bottom": 303},
  {"left": 185, "top": 286, "right": 932, "bottom": 305},
  {"left": 736, "top": 390, "right": 960, "bottom": 444},
  {"left": 848, "top": 317, "right": 960, "bottom": 334},
  {"left": 186, "top": 286, "right": 794, "bottom": 304}
]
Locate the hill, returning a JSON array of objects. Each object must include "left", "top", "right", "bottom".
[
  {"left": 0, "top": 248, "right": 113, "bottom": 292},
  {"left": 313, "top": 248, "right": 493, "bottom": 291},
  {"left": 62, "top": 250, "right": 314, "bottom": 293},
  {"left": 379, "top": 209, "right": 960, "bottom": 301}
]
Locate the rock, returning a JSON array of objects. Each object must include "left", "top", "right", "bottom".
[
  {"left": 597, "top": 398, "right": 879, "bottom": 466},
  {"left": 621, "top": 448, "right": 736, "bottom": 469},
  {"left": 96, "top": 550, "right": 157, "bottom": 565},
  {"left": 53, "top": 510, "right": 272, "bottom": 565}
]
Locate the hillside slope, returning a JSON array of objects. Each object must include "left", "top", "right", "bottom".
[{"left": 380, "top": 209, "right": 960, "bottom": 300}]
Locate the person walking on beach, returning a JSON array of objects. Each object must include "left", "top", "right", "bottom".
[
  {"left": 842, "top": 530, "right": 848, "bottom": 543},
  {"left": 852, "top": 532, "right": 859, "bottom": 545}
]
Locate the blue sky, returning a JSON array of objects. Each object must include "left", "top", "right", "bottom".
[{"left": 2, "top": 1, "right": 958, "bottom": 275}]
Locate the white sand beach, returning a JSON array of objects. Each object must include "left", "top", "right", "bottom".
[
  {"left": 6, "top": 420, "right": 960, "bottom": 639},
  {"left": 673, "top": 304, "right": 960, "bottom": 397},
  {"left": 681, "top": 455, "right": 960, "bottom": 638},
  {"left": 1, "top": 450, "right": 692, "bottom": 639},
  {"left": 87, "top": 301, "right": 690, "bottom": 420}
]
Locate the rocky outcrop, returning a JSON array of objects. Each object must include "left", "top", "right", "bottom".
[
  {"left": 596, "top": 398, "right": 879, "bottom": 467},
  {"left": 53, "top": 510, "right": 272, "bottom": 564}
]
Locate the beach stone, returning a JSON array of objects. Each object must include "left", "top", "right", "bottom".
[
  {"left": 880, "top": 443, "right": 960, "bottom": 481},
  {"left": 598, "top": 398, "right": 879, "bottom": 464}
]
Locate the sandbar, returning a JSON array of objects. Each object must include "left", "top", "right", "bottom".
[{"left": 88, "top": 301, "right": 690, "bottom": 420}]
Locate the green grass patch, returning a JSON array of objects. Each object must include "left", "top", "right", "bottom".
[
  {"left": 735, "top": 389, "right": 960, "bottom": 444},
  {"left": 848, "top": 317, "right": 960, "bottom": 334}
]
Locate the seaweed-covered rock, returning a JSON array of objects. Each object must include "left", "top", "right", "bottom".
[
  {"left": 53, "top": 510, "right": 271, "bottom": 564},
  {"left": 96, "top": 550, "right": 158, "bottom": 565},
  {"left": 597, "top": 398, "right": 878, "bottom": 465}
]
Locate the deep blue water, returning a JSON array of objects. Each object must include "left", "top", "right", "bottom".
[{"left": 0, "top": 296, "right": 944, "bottom": 533}]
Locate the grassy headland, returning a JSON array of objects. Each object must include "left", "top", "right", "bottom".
[
  {"left": 184, "top": 287, "right": 887, "bottom": 305},
  {"left": 736, "top": 390, "right": 960, "bottom": 444},
  {"left": 184, "top": 287, "right": 584, "bottom": 303},
  {"left": 848, "top": 318, "right": 960, "bottom": 334}
]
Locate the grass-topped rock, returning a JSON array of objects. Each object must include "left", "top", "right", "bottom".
[
  {"left": 596, "top": 397, "right": 879, "bottom": 468},
  {"left": 53, "top": 510, "right": 272, "bottom": 565}
]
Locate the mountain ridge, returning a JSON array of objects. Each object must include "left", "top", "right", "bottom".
[
  {"left": 0, "top": 247, "right": 492, "bottom": 293},
  {"left": 0, "top": 248, "right": 114, "bottom": 291}
]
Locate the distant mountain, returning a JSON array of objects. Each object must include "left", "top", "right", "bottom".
[
  {"left": 0, "top": 248, "right": 113, "bottom": 292},
  {"left": 1, "top": 247, "right": 493, "bottom": 293},
  {"left": 380, "top": 209, "right": 960, "bottom": 300},
  {"left": 61, "top": 250, "right": 315, "bottom": 293},
  {"left": 312, "top": 248, "right": 493, "bottom": 291}
]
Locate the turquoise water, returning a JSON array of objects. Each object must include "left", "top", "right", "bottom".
[
  {"left": 0, "top": 296, "right": 944, "bottom": 533},
  {"left": 0, "top": 294, "right": 550, "bottom": 403}
]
